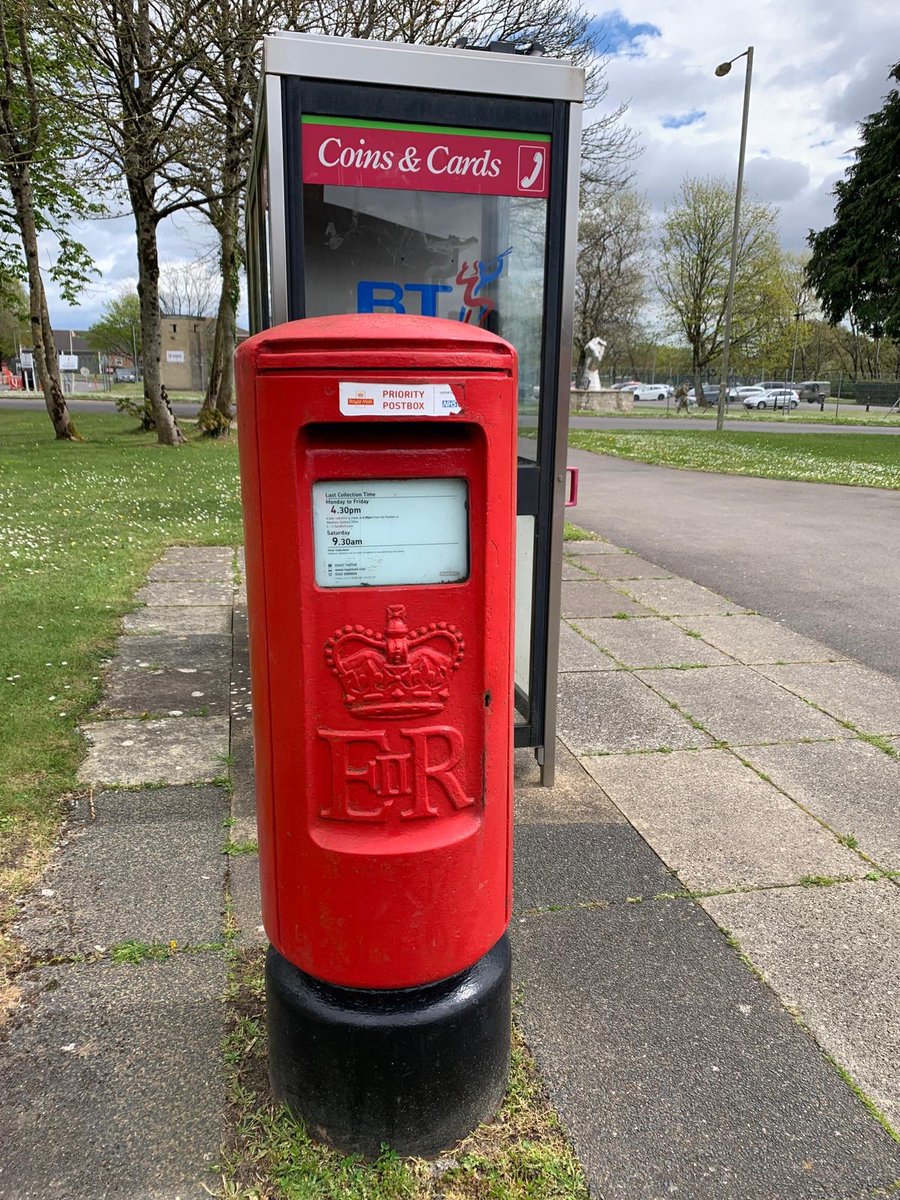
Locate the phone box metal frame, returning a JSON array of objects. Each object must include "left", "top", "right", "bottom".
[{"left": 246, "top": 32, "right": 584, "bottom": 784}]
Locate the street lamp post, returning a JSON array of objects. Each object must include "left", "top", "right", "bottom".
[{"left": 715, "top": 46, "right": 754, "bottom": 434}]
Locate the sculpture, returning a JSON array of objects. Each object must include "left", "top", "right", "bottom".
[{"left": 583, "top": 337, "right": 607, "bottom": 391}]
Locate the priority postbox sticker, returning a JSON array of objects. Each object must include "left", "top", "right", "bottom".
[{"left": 339, "top": 382, "right": 462, "bottom": 417}]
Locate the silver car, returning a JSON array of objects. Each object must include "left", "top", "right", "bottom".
[{"left": 743, "top": 388, "right": 799, "bottom": 410}]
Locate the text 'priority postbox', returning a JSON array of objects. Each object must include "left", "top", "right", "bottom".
[{"left": 236, "top": 314, "right": 517, "bottom": 1157}]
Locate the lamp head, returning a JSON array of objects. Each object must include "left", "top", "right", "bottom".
[{"left": 715, "top": 61, "right": 732, "bottom": 77}]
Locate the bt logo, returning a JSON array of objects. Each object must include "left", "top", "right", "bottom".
[
  {"left": 357, "top": 281, "right": 453, "bottom": 317},
  {"left": 357, "top": 247, "right": 513, "bottom": 326}
]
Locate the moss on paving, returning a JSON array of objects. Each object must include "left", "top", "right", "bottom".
[
  {"left": 568, "top": 429, "right": 900, "bottom": 489},
  {"left": 219, "top": 951, "right": 589, "bottom": 1200}
]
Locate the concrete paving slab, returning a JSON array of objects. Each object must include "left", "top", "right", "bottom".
[
  {"left": 557, "top": 672, "right": 713, "bottom": 755},
  {"left": 229, "top": 853, "right": 265, "bottom": 946},
  {"left": 123, "top": 605, "right": 232, "bottom": 636},
  {"left": 147, "top": 559, "right": 234, "bottom": 583},
  {"left": 512, "top": 901, "right": 900, "bottom": 1200},
  {"left": 0, "top": 954, "right": 226, "bottom": 1199},
  {"left": 582, "top": 749, "right": 866, "bottom": 891},
  {"left": 703, "top": 879, "right": 900, "bottom": 1129},
  {"left": 115, "top": 633, "right": 232, "bottom": 672},
  {"left": 569, "top": 551, "right": 673, "bottom": 579},
  {"left": 562, "top": 538, "right": 618, "bottom": 555},
  {"left": 78, "top": 716, "right": 230, "bottom": 786},
  {"left": 136, "top": 581, "right": 234, "bottom": 607},
  {"left": 99, "top": 662, "right": 230, "bottom": 717},
  {"left": 561, "top": 560, "right": 592, "bottom": 580},
  {"left": 515, "top": 742, "right": 617, "bottom": 820},
  {"left": 757, "top": 662, "right": 900, "bottom": 735},
  {"left": 515, "top": 822, "right": 682, "bottom": 911},
  {"left": 673, "top": 614, "right": 846, "bottom": 665},
  {"left": 575, "top": 616, "right": 732, "bottom": 669},
  {"left": 636, "top": 665, "right": 849, "bottom": 746},
  {"left": 742, "top": 740, "right": 900, "bottom": 868},
  {"left": 558, "top": 621, "right": 618, "bottom": 672},
  {"left": 159, "top": 545, "right": 233, "bottom": 563},
  {"left": 513, "top": 743, "right": 683, "bottom": 908},
  {"left": 16, "top": 786, "right": 228, "bottom": 957},
  {"left": 617, "top": 577, "right": 749, "bottom": 616},
  {"left": 560, "top": 580, "right": 649, "bottom": 618},
  {"left": 230, "top": 605, "right": 256, "bottom": 841}
]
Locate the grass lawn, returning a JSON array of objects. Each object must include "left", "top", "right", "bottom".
[
  {"left": 0, "top": 410, "right": 243, "bottom": 998},
  {"left": 571, "top": 407, "right": 900, "bottom": 426},
  {"left": 568, "top": 429, "right": 900, "bottom": 489}
]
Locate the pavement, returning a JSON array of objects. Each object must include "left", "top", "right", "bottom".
[
  {"left": 568, "top": 448, "right": 900, "bottom": 681},
  {"left": 2, "top": 530, "right": 900, "bottom": 1198}
]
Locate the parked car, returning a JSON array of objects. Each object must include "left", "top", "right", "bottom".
[
  {"left": 114, "top": 368, "right": 136, "bottom": 383},
  {"left": 742, "top": 388, "right": 799, "bottom": 410},
  {"left": 796, "top": 380, "right": 831, "bottom": 403},
  {"left": 612, "top": 379, "right": 641, "bottom": 392},
  {"left": 735, "top": 385, "right": 766, "bottom": 400},
  {"left": 632, "top": 383, "right": 674, "bottom": 401},
  {"left": 688, "top": 384, "right": 737, "bottom": 404}
]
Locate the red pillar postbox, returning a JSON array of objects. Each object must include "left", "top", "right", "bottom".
[{"left": 236, "top": 314, "right": 516, "bottom": 1156}]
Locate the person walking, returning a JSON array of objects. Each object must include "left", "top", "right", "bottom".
[{"left": 675, "top": 382, "right": 690, "bottom": 413}]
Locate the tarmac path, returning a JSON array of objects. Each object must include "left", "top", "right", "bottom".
[{"left": 566, "top": 447, "right": 900, "bottom": 680}]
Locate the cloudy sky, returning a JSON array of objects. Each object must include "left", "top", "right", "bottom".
[{"left": 46, "top": 1, "right": 898, "bottom": 332}]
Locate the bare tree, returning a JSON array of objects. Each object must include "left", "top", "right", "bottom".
[
  {"left": 54, "top": 0, "right": 217, "bottom": 445},
  {"left": 0, "top": 0, "right": 95, "bottom": 439},
  {"left": 573, "top": 187, "right": 648, "bottom": 382},
  {"left": 159, "top": 259, "right": 218, "bottom": 317}
]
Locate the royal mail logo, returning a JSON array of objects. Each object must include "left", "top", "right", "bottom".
[
  {"left": 325, "top": 605, "right": 464, "bottom": 718},
  {"left": 347, "top": 390, "right": 375, "bottom": 406}
]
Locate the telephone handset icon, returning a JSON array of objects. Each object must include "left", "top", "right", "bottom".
[{"left": 520, "top": 151, "right": 545, "bottom": 190}]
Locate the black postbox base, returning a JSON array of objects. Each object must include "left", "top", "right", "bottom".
[{"left": 265, "top": 934, "right": 511, "bottom": 1158}]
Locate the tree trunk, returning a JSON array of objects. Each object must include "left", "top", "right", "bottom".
[
  {"left": 200, "top": 183, "right": 240, "bottom": 436},
  {"left": 11, "top": 169, "right": 80, "bottom": 440},
  {"left": 134, "top": 203, "right": 182, "bottom": 445}
]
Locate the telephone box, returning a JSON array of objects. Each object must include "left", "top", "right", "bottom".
[
  {"left": 246, "top": 33, "right": 584, "bottom": 784},
  {"left": 236, "top": 313, "right": 516, "bottom": 1156}
]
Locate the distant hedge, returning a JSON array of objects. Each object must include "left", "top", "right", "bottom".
[{"left": 854, "top": 381, "right": 900, "bottom": 407}]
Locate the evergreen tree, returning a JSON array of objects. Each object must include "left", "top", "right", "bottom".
[{"left": 806, "top": 63, "right": 900, "bottom": 341}]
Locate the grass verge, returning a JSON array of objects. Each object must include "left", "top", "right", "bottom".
[
  {"left": 0, "top": 410, "right": 243, "bottom": 1021},
  {"left": 219, "top": 950, "right": 589, "bottom": 1200},
  {"left": 571, "top": 406, "right": 900, "bottom": 427},
  {"left": 568, "top": 429, "right": 900, "bottom": 489}
]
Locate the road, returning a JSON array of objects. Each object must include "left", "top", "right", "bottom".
[
  {"left": 0, "top": 395, "right": 200, "bottom": 418},
  {"left": 567, "top": 447, "right": 900, "bottom": 680}
]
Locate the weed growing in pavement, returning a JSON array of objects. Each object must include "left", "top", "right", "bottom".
[
  {"left": 837, "top": 832, "right": 859, "bottom": 849},
  {"left": 223, "top": 840, "right": 259, "bottom": 857},
  {"left": 563, "top": 522, "right": 598, "bottom": 542},
  {"left": 217, "top": 950, "right": 591, "bottom": 1200}
]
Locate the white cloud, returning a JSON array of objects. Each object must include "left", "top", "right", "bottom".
[
  {"left": 589, "top": 1, "right": 899, "bottom": 250},
  {"left": 40, "top": 5, "right": 899, "bottom": 327}
]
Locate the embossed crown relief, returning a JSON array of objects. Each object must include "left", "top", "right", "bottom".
[
  {"left": 318, "top": 606, "right": 474, "bottom": 824},
  {"left": 325, "top": 605, "right": 464, "bottom": 718}
]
